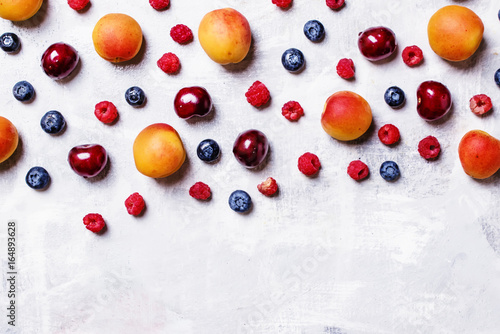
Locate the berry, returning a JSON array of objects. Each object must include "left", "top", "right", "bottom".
[
  {"left": 336, "top": 58, "right": 355, "bottom": 79},
  {"left": 189, "top": 182, "right": 212, "bottom": 200},
  {"left": 170, "top": 24, "right": 193, "bottom": 44},
  {"left": 40, "top": 110, "right": 66, "bottom": 134},
  {"left": 418, "top": 136, "right": 441, "bottom": 160},
  {"left": 494, "top": 69, "right": 500, "bottom": 87},
  {"left": 257, "top": 177, "right": 278, "bottom": 196},
  {"left": 68, "top": 0, "right": 89, "bottom": 11},
  {"left": 298, "top": 152, "right": 321, "bottom": 176},
  {"left": 0, "top": 32, "right": 20, "bottom": 53},
  {"left": 402, "top": 45, "right": 424, "bottom": 67},
  {"left": 281, "top": 48, "right": 305, "bottom": 72},
  {"left": 378, "top": 124, "right": 400, "bottom": 145},
  {"left": 94, "top": 101, "right": 118, "bottom": 124},
  {"left": 125, "top": 86, "right": 146, "bottom": 107},
  {"left": 303, "top": 20, "right": 325, "bottom": 42},
  {"left": 245, "top": 81, "right": 270, "bottom": 107},
  {"left": 125, "top": 192, "right": 145, "bottom": 216},
  {"left": 469, "top": 94, "right": 493, "bottom": 116},
  {"left": 150, "top": 0, "right": 169, "bottom": 10},
  {"left": 83, "top": 213, "right": 106, "bottom": 233},
  {"left": 384, "top": 86, "right": 405, "bottom": 108},
  {"left": 197, "top": 139, "right": 220, "bottom": 162},
  {"left": 25, "top": 166, "right": 50, "bottom": 190},
  {"left": 379, "top": 161, "right": 400, "bottom": 181},
  {"left": 272, "top": 0, "right": 292, "bottom": 8},
  {"left": 13, "top": 81, "right": 34, "bottom": 102},
  {"left": 282, "top": 101, "right": 304, "bottom": 121},
  {"left": 228, "top": 190, "right": 252, "bottom": 213},
  {"left": 326, "top": 0, "right": 345, "bottom": 9},
  {"left": 157, "top": 52, "right": 180, "bottom": 74},
  {"left": 347, "top": 160, "right": 369, "bottom": 181}
]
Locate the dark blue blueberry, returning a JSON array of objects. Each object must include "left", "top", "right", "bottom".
[
  {"left": 25, "top": 166, "right": 50, "bottom": 190},
  {"left": 303, "top": 20, "right": 325, "bottom": 42},
  {"left": 495, "top": 69, "right": 500, "bottom": 87},
  {"left": 281, "top": 48, "right": 305, "bottom": 72},
  {"left": 197, "top": 139, "right": 220, "bottom": 162},
  {"left": 0, "top": 32, "right": 20, "bottom": 53},
  {"left": 13, "top": 81, "right": 34, "bottom": 102},
  {"left": 380, "top": 161, "right": 400, "bottom": 181},
  {"left": 384, "top": 86, "right": 405, "bottom": 108},
  {"left": 125, "top": 86, "right": 146, "bottom": 107},
  {"left": 40, "top": 110, "right": 66, "bottom": 134},
  {"left": 228, "top": 190, "right": 252, "bottom": 213}
]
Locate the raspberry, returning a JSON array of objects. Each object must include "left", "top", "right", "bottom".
[
  {"left": 189, "top": 182, "right": 211, "bottom": 200},
  {"left": 272, "top": 0, "right": 292, "bottom": 8},
  {"left": 245, "top": 81, "right": 270, "bottom": 107},
  {"left": 257, "top": 177, "right": 278, "bottom": 196},
  {"left": 68, "top": 0, "right": 89, "bottom": 11},
  {"left": 347, "top": 160, "right": 369, "bottom": 181},
  {"left": 282, "top": 101, "right": 304, "bottom": 121},
  {"left": 326, "top": 0, "right": 345, "bottom": 9},
  {"left": 469, "top": 94, "right": 493, "bottom": 116},
  {"left": 378, "top": 124, "right": 400, "bottom": 145},
  {"left": 170, "top": 24, "right": 193, "bottom": 44},
  {"left": 418, "top": 136, "right": 441, "bottom": 160},
  {"left": 402, "top": 46, "right": 424, "bottom": 67},
  {"left": 157, "top": 52, "right": 180, "bottom": 74},
  {"left": 124, "top": 192, "right": 145, "bottom": 216},
  {"left": 336, "top": 58, "right": 355, "bottom": 79},
  {"left": 83, "top": 213, "right": 106, "bottom": 233},
  {"left": 94, "top": 101, "right": 118, "bottom": 124},
  {"left": 298, "top": 152, "right": 321, "bottom": 176},
  {"left": 149, "top": 0, "right": 169, "bottom": 10}
]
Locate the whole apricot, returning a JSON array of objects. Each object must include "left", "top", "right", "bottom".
[
  {"left": 458, "top": 130, "right": 500, "bottom": 179},
  {"left": 0, "top": 0, "right": 43, "bottom": 21},
  {"left": 427, "top": 5, "right": 484, "bottom": 62},
  {"left": 0, "top": 116, "right": 18, "bottom": 163},
  {"left": 321, "top": 91, "right": 372, "bottom": 141}
]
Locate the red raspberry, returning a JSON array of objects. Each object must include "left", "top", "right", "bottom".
[
  {"left": 170, "top": 24, "right": 193, "bottom": 44},
  {"left": 83, "top": 213, "right": 106, "bottom": 233},
  {"left": 149, "top": 0, "right": 169, "bottom": 10},
  {"left": 68, "top": 0, "right": 89, "bottom": 11},
  {"left": 378, "top": 124, "right": 400, "bottom": 145},
  {"left": 418, "top": 136, "right": 441, "bottom": 160},
  {"left": 124, "top": 192, "right": 145, "bottom": 216},
  {"left": 189, "top": 182, "right": 211, "bottom": 200},
  {"left": 298, "top": 152, "right": 321, "bottom": 176},
  {"left": 272, "top": 0, "right": 292, "bottom": 8},
  {"left": 245, "top": 81, "right": 271, "bottom": 107},
  {"left": 282, "top": 101, "right": 304, "bottom": 121},
  {"left": 347, "top": 160, "right": 369, "bottom": 181},
  {"left": 94, "top": 101, "right": 118, "bottom": 124},
  {"left": 469, "top": 94, "right": 493, "bottom": 115},
  {"left": 336, "top": 58, "right": 355, "bottom": 79},
  {"left": 157, "top": 53, "right": 180, "bottom": 74},
  {"left": 326, "top": 0, "right": 345, "bottom": 9},
  {"left": 402, "top": 46, "right": 424, "bottom": 67},
  {"left": 257, "top": 177, "right": 279, "bottom": 196}
]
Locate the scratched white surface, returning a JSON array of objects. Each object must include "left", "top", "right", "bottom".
[{"left": 1, "top": 0, "right": 500, "bottom": 333}]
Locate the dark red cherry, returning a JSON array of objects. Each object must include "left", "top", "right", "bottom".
[
  {"left": 233, "top": 130, "right": 269, "bottom": 168},
  {"left": 68, "top": 144, "right": 107, "bottom": 178},
  {"left": 417, "top": 81, "right": 452, "bottom": 121},
  {"left": 174, "top": 86, "right": 212, "bottom": 119},
  {"left": 41, "top": 42, "right": 79, "bottom": 80},
  {"left": 358, "top": 26, "right": 397, "bottom": 61}
]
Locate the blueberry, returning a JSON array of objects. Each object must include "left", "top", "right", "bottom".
[
  {"left": 197, "top": 139, "right": 220, "bottom": 162},
  {"left": 0, "top": 32, "right": 20, "bottom": 53},
  {"left": 303, "top": 20, "right": 325, "bottom": 42},
  {"left": 228, "top": 190, "right": 252, "bottom": 213},
  {"left": 13, "top": 81, "right": 34, "bottom": 102},
  {"left": 125, "top": 86, "right": 146, "bottom": 107},
  {"left": 281, "top": 48, "right": 305, "bottom": 72},
  {"left": 379, "top": 161, "right": 400, "bottom": 181},
  {"left": 25, "top": 166, "right": 50, "bottom": 190},
  {"left": 495, "top": 69, "right": 500, "bottom": 87},
  {"left": 40, "top": 110, "right": 66, "bottom": 134},
  {"left": 384, "top": 86, "right": 405, "bottom": 108}
]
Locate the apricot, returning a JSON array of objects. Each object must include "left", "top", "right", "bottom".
[
  {"left": 198, "top": 8, "right": 252, "bottom": 65},
  {"left": 0, "top": 0, "right": 43, "bottom": 21},
  {"left": 133, "top": 123, "right": 186, "bottom": 178},
  {"left": 321, "top": 91, "right": 372, "bottom": 141},
  {"left": 0, "top": 116, "right": 18, "bottom": 164},
  {"left": 92, "top": 13, "right": 143, "bottom": 63},
  {"left": 458, "top": 130, "right": 500, "bottom": 179},
  {"left": 427, "top": 5, "right": 484, "bottom": 62}
]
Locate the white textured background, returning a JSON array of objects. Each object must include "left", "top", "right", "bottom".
[{"left": 1, "top": 0, "right": 500, "bottom": 333}]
